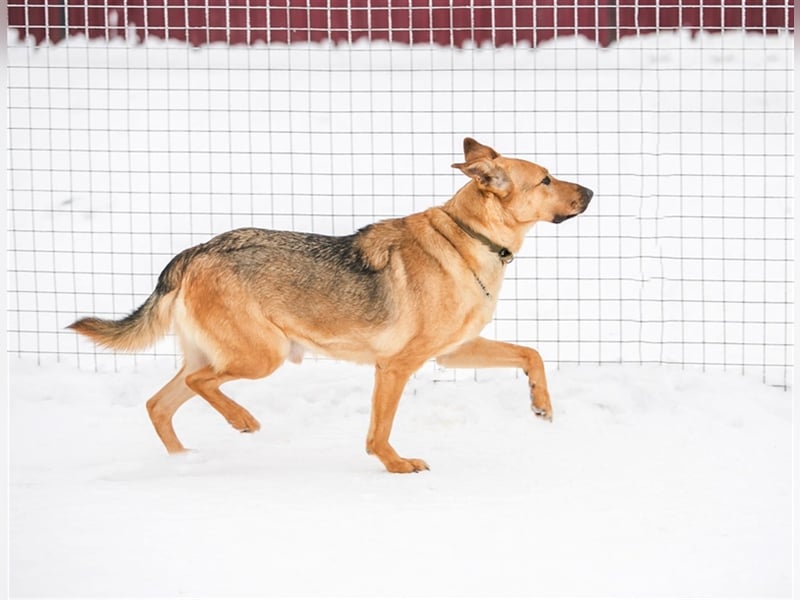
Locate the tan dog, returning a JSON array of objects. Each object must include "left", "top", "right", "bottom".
[{"left": 70, "top": 138, "right": 592, "bottom": 473}]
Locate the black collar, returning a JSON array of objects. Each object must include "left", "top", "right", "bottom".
[{"left": 446, "top": 213, "right": 514, "bottom": 265}]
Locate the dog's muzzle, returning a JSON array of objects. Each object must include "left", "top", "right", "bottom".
[{"left": 552, "top": 186, "right": 593, "bottom": 224}]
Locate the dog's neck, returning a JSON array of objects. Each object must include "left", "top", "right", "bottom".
[
  {"left": 429, "top": 209, "right": 503, "bottom": 299},
  {"left": 443, "top": 184, "right": 528, "bottom": 256},
  {"left": 446, "top": 214, "right": 514, "bottom": 265}
]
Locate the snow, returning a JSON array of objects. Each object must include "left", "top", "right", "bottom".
[{"left": 9, "top": 358, "right": 792, "bottom": 597}]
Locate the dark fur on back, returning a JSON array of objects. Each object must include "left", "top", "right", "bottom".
[
  {"left": 69, "top": 225, "right": 396, "bottom": 348},
  {"left": 181, "top": 226, "right": 394, "bottom": 325}
]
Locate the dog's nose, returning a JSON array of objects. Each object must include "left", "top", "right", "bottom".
[{"left": 581, "top": 186, "right": 594, "bottom": 203}]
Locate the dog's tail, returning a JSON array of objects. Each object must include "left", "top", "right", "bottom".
[{"left": 68, "top": 247, "right": 198, "bottom": 352}]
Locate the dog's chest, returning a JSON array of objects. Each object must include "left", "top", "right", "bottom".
[{"left": 458, "top": 272, "right": 503, "bottom": 333}]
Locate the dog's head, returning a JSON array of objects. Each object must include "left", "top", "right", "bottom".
[{"left": 452, "top": 138, "right": 593, "bottom": 225}]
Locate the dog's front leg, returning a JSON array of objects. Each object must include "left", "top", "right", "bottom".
[
  {"left": 437, "top": 337, "right": 553, "bottom": 421},
  {"left": 366, "top": 362, "right": 430, "bottom": 473}
]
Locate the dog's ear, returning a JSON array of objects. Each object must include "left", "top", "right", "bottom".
[
  {"left": 462, "top": 137, "right": 499, "bottom": 162},
  {"left": 451, "top": 157, "right": 512, "bottom": 198}
]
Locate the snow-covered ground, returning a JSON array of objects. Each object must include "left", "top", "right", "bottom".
[{"left": 9, "top": 358, "right": 792, "bottom": 597}]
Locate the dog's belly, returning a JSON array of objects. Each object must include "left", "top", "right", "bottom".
[
  {"left": 287, "top": 341, "right": 384, "bottom": 365},
  {"left": 278, "top": 293, "right": 495, "bottom": 367},
  {"left": 279, "top": 320, "right": 410, "bottom": 365}
]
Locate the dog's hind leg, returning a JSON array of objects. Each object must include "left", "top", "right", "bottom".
[
  {"left": 184, "top": 365, "right": 264, "bottom": 434},
  {"left": 182, "top": 324, "right": 290, "bottom": 435},
  {"left": 146, "top": 366, "right": 196, "bottom": 454},
  {"left": 436, "top": 336, "right": 553, "bottom": 421}
]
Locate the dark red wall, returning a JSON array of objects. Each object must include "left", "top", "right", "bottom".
[{"left": 9, "top": 0, "right": 794, "bottom": 47}]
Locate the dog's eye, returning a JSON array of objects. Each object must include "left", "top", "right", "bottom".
[{"left": 541, "top": 176, "right": 551, "bottom": 186}]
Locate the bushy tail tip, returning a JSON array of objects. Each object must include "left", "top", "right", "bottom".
[{"left": 68, "top": 293, "right": 171, "bottom": 352}]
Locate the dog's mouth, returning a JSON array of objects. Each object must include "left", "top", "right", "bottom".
[
  {"left": 551, "top": 212, "right": 578, "bottom": 224},
  {"left": 552, "top": 186, "right": 593, "bottom": 224}
]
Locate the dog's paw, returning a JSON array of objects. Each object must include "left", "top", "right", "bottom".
[
  {"left": 227, "top": 413, "right": 261, "bottom": 433},
  {"left": 386, "top": 457, "right": 430, "bottom": 474},
  {"left": 530, "top": 384, "right": 553, "bottom": 422},
  {"left": 532, "top": 404, "right": 553, "bottom": 422},
  {"left": 167, "top": 446, "right": 194, "bottom": 456}
]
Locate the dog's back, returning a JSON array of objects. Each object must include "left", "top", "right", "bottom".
[{"left": 71, "top": 225, "right": 399, "bottom": 349}]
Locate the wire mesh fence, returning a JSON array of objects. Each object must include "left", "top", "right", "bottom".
[{"left": 7, "top": 1, "right": 794, "bottom": 388}]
